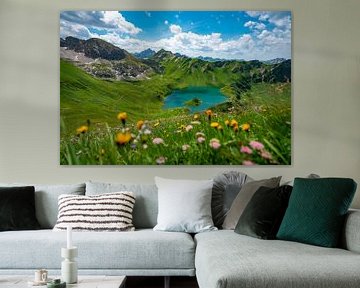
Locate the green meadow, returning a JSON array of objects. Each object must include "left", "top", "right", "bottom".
[{"left": 60, "top": 59, "right": 291, "bottom": 165}]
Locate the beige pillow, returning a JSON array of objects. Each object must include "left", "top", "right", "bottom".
[{"left": 222, "top": 177, "right": 281, "bottom": 230}]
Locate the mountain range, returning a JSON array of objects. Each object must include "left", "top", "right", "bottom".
[
  {"left": 133, "top": 48, "right": 156, "bottom": 59},
  {"left": 60, "top": 36, "right": 291, "bottom": 84}
]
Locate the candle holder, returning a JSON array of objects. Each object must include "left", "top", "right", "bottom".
[{"left": 61, "top": 247, "right": 78, "bottom": 284}]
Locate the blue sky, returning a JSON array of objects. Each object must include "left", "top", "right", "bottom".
[{"left": 60, "top": 11, "right": 291, "bottom": 61}]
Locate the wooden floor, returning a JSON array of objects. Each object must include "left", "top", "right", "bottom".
[{"left": 126, "top": 276, "right": 199, "bottom": 288}]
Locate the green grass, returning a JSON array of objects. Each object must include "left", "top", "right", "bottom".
[
  {"left": 60, "top": 59, "right": 173, "bottom": 135},
  {"left": 60, "top": 58, "right": 291, "bottom": 165}
]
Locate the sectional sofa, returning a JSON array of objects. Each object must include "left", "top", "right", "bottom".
[{"left": 0, "top": 180, "right": 359, "bottom": 288}]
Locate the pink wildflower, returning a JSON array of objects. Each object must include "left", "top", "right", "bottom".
[
  {"left": 152, "top": 138, "right": 164, "bottom": 145},
  {"left": 261, "top": 150, "right": 273, "bottom": 160},
  {"left": 243, "top": 160, "right": 255, "bottom": 166},
  {"left": 197, "top": 137, "right": 206, "bottom": 144},
  {"left": 249, "top": 140, "right": 264, "bottom": 150},
  {"left": 185, "top": 125, "right": 193, "bottom": 132},
  {"left": 209, "top": 138, "right": 221, "bottom": 150},
  {"left": 182, "top": 144, "right": 190, "bottom": 151},
  {"left": 240, "top": 146, "right": 253, "bottom": 154},
  {"left": 156, "top": 156, "right": 166, "bottom": 165}
]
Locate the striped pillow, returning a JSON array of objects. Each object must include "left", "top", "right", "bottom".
[{"left": 53, "top": 192, "right": 135, "bottom": 231}]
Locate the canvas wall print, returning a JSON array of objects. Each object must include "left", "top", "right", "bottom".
[{"left": 60, "top": 11, "right": 291, "bottom": 165}]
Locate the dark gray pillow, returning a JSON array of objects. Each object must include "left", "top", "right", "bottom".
[
  {"left": 223, "top": 176, "right": 282, "bottom": 230},
  {"left": 235, "top": 185, "right": 293, "bottom": 239},
  {"left": 0, "top": 186, "right": 41, "bottom": 231},
  {"left": 212, "top": 171, "right": 251, "bottom": 228}
]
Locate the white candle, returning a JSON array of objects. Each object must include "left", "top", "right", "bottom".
[{"left": 67, "top": 225, "right": 72, "bottom": 249}]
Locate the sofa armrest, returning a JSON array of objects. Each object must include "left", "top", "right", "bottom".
[{"left": 342, "top": 209, "right": 360, "bottom": 253}]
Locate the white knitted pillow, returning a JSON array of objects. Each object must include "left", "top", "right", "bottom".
[{"left": 53, "top": 192, "right": 135, "bottom": 231}]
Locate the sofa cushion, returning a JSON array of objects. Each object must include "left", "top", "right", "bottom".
[
  {"left": 342, "top": 209, "right": 360, "bottom": 253},
  {"left": 0, "top": 186, "right": 40, "bottom": 231},
  {"left": 222, "top": 176, "right": 281, "bottom": 229},
  {"left": 53, "top": 192, "right": 136, "bottom": 232},
  {"left": 195, "top": 230, "right": 360, "bottom": 288},
  {"left": 0, "top": 229, "right": 195, "bottom": 271},
  {"left": 212, "top": 171, "right": 251, "bottom": 228},
  {"left": 277, "top": 178, "right": 357, "bottom": 247},
  {"left": 0, "top": 183, "right": 85, "bottom": 229},
  {"left": 154, "top": 177, "right": 216, "bottom": 233},
  {"left": 85, "top": 182, "right": 158, "bottom": 229},
  {"left": 234, "top": 185, "right": 292, "bottom": 239}
]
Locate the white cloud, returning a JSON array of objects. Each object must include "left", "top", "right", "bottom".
[
  {"left": 257, "top": 30, "right": 271, "bottom": 40},
  {"left": 246, "top": 11, "right": 271, "bottom": 21},
  {"left": 60, "top": 20, "right": 93, "bottom": 39},
  {"left": 100, "top": 11, "right": 141, "bottom": 35},
  {"left": 164, "top": 20, "right": 169, "bottom": 25},
  {"left": 246, "top": 11, "right": 261, "bottom": 18},
  {"left": 60, "top": 11, "right": 142, "bottom": 37},
  {"left": 169, "top": 24, "right": 182, "bottom": 34},
  {"left": 244, "top": 21, "right": 266, "bottom": 30},
  {"left": 259, "top": 14, "right": 270, "bottom": 21},
  {"left": 96, "top": 32, "right": 149, "bottom": 53},
  {"left": 268, "top": 15, "right": 291, "bottom": 29},
  {"left": 246, "top": 11, "right": 291, "bottom": 28},
  {"left": 244, "top": 21, "right": 256, "bottom": 27}
]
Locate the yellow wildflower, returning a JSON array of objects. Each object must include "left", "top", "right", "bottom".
[
  {"left": 76, "top": 125, "right": 88, "bottom": 135},
  {"left": 241, "top": 123, "right": 250, "bottom": 132},
  {"left": 230, "top": 119, "right": 238, "bottom": 127},
  {"left": 115, "top": 132, "right": 132, "bottom": 145},
  {"left": 210, "top": 122, "right": 220, "bottom": 128},
  {"left": 137, "top": 120, "right": 144, "bottom": 130},
  {"left": 217, "top": 125, "right": 223, "bottom": 131},
  {"left": 117, "top": 112, "right": 127, "bottom": 126},
  {"left": 205, "top": 109, "right": 213, "bottom": 121},
  {"left": 193, "top": 114, "right": 200, "bottom": 120},
  {"left": 224, "top": 120, "right": 230, "bottom": 127}
]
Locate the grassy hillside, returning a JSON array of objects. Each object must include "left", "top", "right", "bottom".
[{"left": 60, "top": 59, "right": 174, "bottom": 135}]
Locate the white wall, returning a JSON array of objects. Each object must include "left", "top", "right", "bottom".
[{"left": 0, "top": 0, "right": 359, "bottom": 208}]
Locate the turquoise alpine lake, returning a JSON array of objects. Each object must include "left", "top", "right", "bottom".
[{"left": 163, "top": 86, "right": 228, "bottom": 112}]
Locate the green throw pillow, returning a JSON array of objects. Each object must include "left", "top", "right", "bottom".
[{"left": 277, "top": 178, "right": 357, "bottom": 247}]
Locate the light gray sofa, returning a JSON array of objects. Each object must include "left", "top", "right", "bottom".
[
  {"left": 195, "top": 211, "right": 360, "bottom": 288},
  {"left": 0, "top": 181, "right": 359, "bottom": 288},
  {"left": 0, "top": 182, "right": 195, "bottom": 279}
]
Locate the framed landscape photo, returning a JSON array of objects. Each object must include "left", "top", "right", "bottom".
[{"left": 60, "top": 11, "right": 291, "bottom": 165}]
